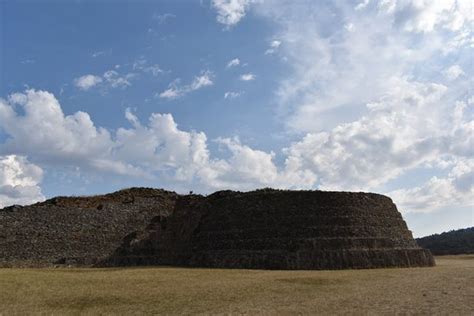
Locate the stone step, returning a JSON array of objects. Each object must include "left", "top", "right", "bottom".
[
  {"left": 191, "top": 237, "right": 419, "bottom": 251},
  {"left": 194, "top": 225, "right": 414, "bottom": 239}
]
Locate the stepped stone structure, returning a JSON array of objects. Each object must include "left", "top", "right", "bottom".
[{"left": 0, "top": 188, "right": 435, "bottom": 269}]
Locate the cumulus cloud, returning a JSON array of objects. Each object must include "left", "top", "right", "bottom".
[
  {"left": 74, "top": 75, "right": 103, "bottom": 90},
  {"left": 355, "top": 0, "right": 370, "bottom": 11},
  {"left": 344, "top": 23, "right": 355, "bottom": 32},
  {"left": 390, "top": 159, "right": 473, "bottom": 213},
  {"left": 265, "top": 40, "right": 281, "bottom": 54},
  {"left": 0, "top": 90, "right": 137, "bottom": 176},
  {"left": 1, "top": 87, "right": 472, "bottom": 212},
  {"left": 444, "top": 65, "right": 464, "bottom": 80},
  {"left": 159, "top": 71, "right": 214, "bottom": 99},
  {"left": 91, "top": 51, "right": 106, "bottom": 58},
  {"left": 152, "top": 13, "right": 176, "bottom": 24},
  {"left": 226, "top": 58, "right": 240, "bottom": 68},
  {"left": 280, "top": 80, "right": 473, "bottom": 211},
  {"left": 211, "top": 0, "right": 253, "bottom": 27},
  {"left": 385, "top": 0, "right": 473, "bottom": 33},
  {"left": 0, "top": 90, "right": 315, "bottom": 193},
  {"left": 133, "top": 58, "right": 165, "bottom": 76},
  {"left": 103, "top": 70, "right": 133, "bottom": 88},
  {"left": 4, "top": 2, "right": 474, "bottom": 213},
  {"left": 190, "top": 72, "right": 213, "bottom": 90},
  {"left": 251, "top": 0, "right": 472, "bottom": 133},
  {"left": 211, "top": 0, "right": 471, "bottom": 34},
  {"left": 224, "top": 91, "right": 242, "bottom": 99},
  {"left": 159, "top": 87, "right": 181, "bottom": 99},
  {"left": 0, "top": 155, "right": 44, "bottom": 208},
  {"left": 239, "top": 73, "right": 255, "bottom": 81},
  {"left": 144, "top": 65, "right": 164, "bottom": 76},
  {"left": 282, "top": 78, "right": 473, "bottom": 193},
  {"left": 74, "top": 70, "right": 134, "bottom": 91},
  {"left": 241, "top": 1, "right": 472, "bottom": 215},
  {"left": 214, "top": 137, "right": 277, "bottom": 184}
]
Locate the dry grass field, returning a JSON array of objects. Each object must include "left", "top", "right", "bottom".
[{"left": 1, "top": 255, "right": 473, "bottom": 315}]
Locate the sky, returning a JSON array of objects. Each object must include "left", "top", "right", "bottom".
[{"left": 0, "top": 0, "right": 472, "bottom": 237}]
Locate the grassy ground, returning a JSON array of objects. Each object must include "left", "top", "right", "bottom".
[{"left": 0, "top": 255, "right": 473, "bottom": 315}]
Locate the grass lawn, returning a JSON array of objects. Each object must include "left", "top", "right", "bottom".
[{"left": 1, "top": 255, "right": 473, "bottom": 315}]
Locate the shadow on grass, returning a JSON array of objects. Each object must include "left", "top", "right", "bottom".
[
  {"left": 276, "top": 277, "right": 343, "bottom": 286},
  {"left": 45, "top": 295, "right": 135, "bottom": 310}
]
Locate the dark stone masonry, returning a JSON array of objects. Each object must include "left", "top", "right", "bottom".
[{"left": 0, "top": 188, "right": 435, "bottom": 269}]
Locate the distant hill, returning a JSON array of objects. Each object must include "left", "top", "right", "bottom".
[{"left": 416, "top": 227, "right": 474, "bottom": 255}]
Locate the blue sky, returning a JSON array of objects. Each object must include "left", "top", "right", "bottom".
[{"left": 0, "top": 0, "right": 472, "bottom": 237}]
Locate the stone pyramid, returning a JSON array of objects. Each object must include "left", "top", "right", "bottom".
[{"left": 0, "top": 188, "right": 435, "bottom": 269}]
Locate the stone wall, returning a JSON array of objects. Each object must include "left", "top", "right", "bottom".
[
  {"left": 0, "top": 188, "right": 178, "bottom": 267},
  {"left": 0, "top": 188, "right": 435, "bottom": 269},
  {"left": 97, "top": 189, "right": 435, "bottom": 269}
]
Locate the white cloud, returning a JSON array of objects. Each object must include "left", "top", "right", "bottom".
[
  {"left": 355, "top": 0, "right": 370, "bottom": 11},
  {"left": 226, "top": 58, "right": 240, "bottom": 68},
  {"left": 91, "top": 51, "right": 105, "bottom": 58},
  {"left": 159, "top": 71, "right": 214, "bottom": 99},
  {"left": 133, "top": 58, "right": 165, "bottom": 76},
  {"left": 265, "top": 40, "right": 281, "bottom": 54},
  {"left": 215, "top": 137, "right": 277, "bottom": 184},
  {"left": 152, "top": 13, "right": 176, "bottom": 24},
  {"left": 2, "top": 87, "right": 472, "bottom": 212},
  {"left": 270, "top": 40, "right": 281, "bottom": 48},
  {"left": 190, "top": 71, "right": 213, "bottom": 90},
  {"left": 0, "top": 90, "right": 208, "bottom": 180},
  {"left": 0, "top": 155, "right": 44, "bottom": 207},
  {"left": 224, "top": 91, "right": 242, "bottom": 99},
  {"left": 239, "top": 73, "right": 255, "bottom": 81},
  {"left": 390, "top": 159, "right": 473, "bottom": 213},
  {"left": 103, "top": 70, "right": 134, "bottom": 89},
  {"left": 282, "top": 78, "right": 473, "bottom": 196},
  {"left": 159, "top": 87, "right": 181, "bottom": 100},
  {"left": 74, "top": 75, "right": 103, "bottom": 90},
  {"left": 386, "top": 0, "right": 473, "bottom": 33},
  {"left": 252, "top": 0, "right": 472, "bottom": 133},
  {"left": 146, "top": 65, "right": 164, "bottom": 76},
  {"left": 4, "top": 2, "right": 474, "bottom": 215},
  {"left": 211, "top": 0, "right": 252, "bottom": 27},
  {"left": 74, "top": 70, "right": 134, "bottom": 91},
  {"left": 20, "top": 59, "right": 35, "bottom": 64},
  {"left": 0, "top": 90, "right": 125, "bottom": 174},
  {"left": 444, "top": 65, "right": 464, "bottom": 80},
  {"left": 344, "top": 23, "right": 355, "bottom": 32},
  {"left": 0, "top": 89, "right": 318, "bottom": 195},
  {"left": 354, "top": 0, "right": 474, "bottom": 35}
]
